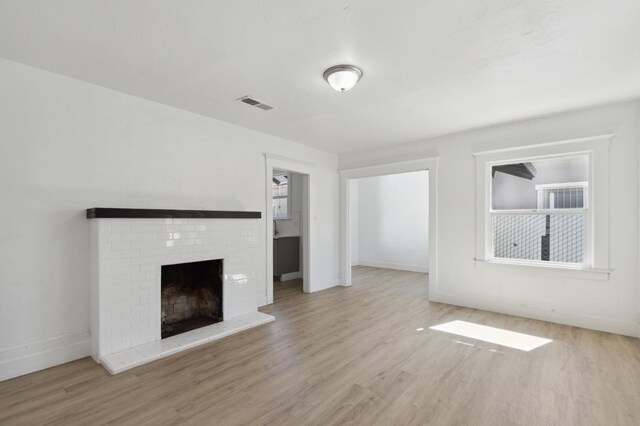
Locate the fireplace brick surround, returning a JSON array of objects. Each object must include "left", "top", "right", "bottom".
[{"left": 89, "top": 209, "right": 273, "bottom": 374}]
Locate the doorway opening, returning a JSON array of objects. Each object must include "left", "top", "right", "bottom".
[
  {"left": 348, "top": 171, "right": 429, "bottom": 284},
  {"left": 264, "top": 154, "right": 312, "bottom": 307},
  {"left": 340, "top": 158, "right": 437, "bottom": 299},
  {"left": 272, "top": 169, "right": 307, "bottom": 301}
]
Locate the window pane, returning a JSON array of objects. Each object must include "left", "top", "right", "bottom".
[
  {"left": 493, "top": 214, "right": 546, "bottom": 261},
  {"left": 273, "top": 197, "right": 288, "bottom": 219},
  {"left": 549, "top": 214, "right": 585, "bottom": 263},
  {"left": 272, "top": 173, "right": 289, "bottom": 219},
  {"left": 493, "top": 213, "right": 584, "bottom": 264},
  {"left": 492, "top": 156, "right": 588, "bottom": 210}
]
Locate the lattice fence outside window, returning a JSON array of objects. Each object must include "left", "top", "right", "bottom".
[{"left": 492, "top": 213, "right": 585, "bottom": 263}]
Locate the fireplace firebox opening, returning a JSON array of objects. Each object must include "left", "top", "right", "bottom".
[{"left": 161, "top": 259, "right": 223, "bottom": 339}]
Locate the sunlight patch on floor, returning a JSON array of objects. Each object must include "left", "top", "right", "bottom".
[{"left": 430, "top": 320, "right": 552, "bottom": 351}]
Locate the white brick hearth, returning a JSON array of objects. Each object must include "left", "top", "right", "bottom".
[
  {"left": 89, "top": 215, "right": 273, "bottom": 373},
  {"left": 101, "top": 311, "right": 273, "bottom": 374}
]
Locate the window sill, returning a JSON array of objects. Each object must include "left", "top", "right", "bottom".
[{"left": 474, "top": 259, "right": 610, "bottom": 281}]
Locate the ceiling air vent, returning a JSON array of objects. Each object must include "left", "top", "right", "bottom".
[{"left": 238, "top": 96, "right": 275, "bottom": 111}]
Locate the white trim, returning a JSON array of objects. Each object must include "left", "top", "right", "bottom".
[
  {"left": 339, "top": 157, "right": 437, "bottom": 176},
  {"left": 264, "top": 153, "right": 315, "bottom": 166},
  {"left": 264, "top": 154, "right": 313, "bottom": 306},
  {"left": 339, "top": 157, "right": 438, "bottom": 299},
  {"left": 474, "top": 258, "right": 609, "bottom": 280},
  {"left": 358, "top": 260, "right": 428, "bottom": 273},
  {"left": 349, "top": 180, "right": 359, "bottom": 266},
  {"left": 534, "top": 181, "right": 588, "bottom": 190},
  {"left": 0, "top": 332, "right": 90, "bottom": 382},
  {"left": 485, "top": 256, "right": 587, "bottom": 270},
  {"left": 310, "top": 277, "right": 344, "bottom": 293},
  {"left": 279, "top": 271, "right": 302, "bottom": 281},
  {"left": 490, "top": 209, "right": 586, "bottom": 215}
]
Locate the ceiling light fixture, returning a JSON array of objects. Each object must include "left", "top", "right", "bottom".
[{"left": 323, "top": 64, "right": 363, "bottom": 92}]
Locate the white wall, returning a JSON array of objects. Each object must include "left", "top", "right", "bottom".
[
  {"left": 0, "top": 58, "right": 340, "bottom": 379},
  {"left": 340, "top": 100, "right": 640, "bottom": 337},
  {"left": 354, "top": 171, "right": 429, "bottom": 273}
]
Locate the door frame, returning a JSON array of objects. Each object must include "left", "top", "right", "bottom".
[
  {"left": 339, "top": 157, "right": 438, "bottom": 299},
  {"left": 264, "top": 153, "right": 313, "bottom": 305}
]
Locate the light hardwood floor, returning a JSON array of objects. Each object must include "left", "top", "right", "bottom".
[{"left": 1, "top": 266, "right": 640, "bottom": 425}]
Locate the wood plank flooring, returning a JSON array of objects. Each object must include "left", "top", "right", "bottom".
[{"left": 1, "top": 266, "right": 639, "bottom": 425}]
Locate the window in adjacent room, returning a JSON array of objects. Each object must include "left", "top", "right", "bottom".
[
  {"left": 490, "top": 155, "right": 589, "bottom": 265},
  {"left": 272, "top": 172, "right": 290, "bottom": 219}
]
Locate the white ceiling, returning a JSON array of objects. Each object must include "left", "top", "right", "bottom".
[{"left": 1, "top": 0, "right": 639, "bottom": 154}]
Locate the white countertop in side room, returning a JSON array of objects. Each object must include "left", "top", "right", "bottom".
[{"left": 273, "top": 233, "right": 299, "bottom": 240}]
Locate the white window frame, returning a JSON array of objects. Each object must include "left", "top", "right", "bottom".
[
  {"left": 272, "top": 172, "right": 290, "bottom": 220},
  {"left": 489, "top": 155, "right": 590, "bottom": 268},
  {"left": 474, "top": 134, "right": 611, "bottom": 277}
]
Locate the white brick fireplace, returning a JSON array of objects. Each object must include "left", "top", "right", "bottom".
[{"left": 89, "top": 209, "right": 273, "bottom": 374}]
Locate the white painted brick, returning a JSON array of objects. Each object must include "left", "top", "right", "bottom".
[
  {"left": 139, "top": 264, "right": 157, "bottom": 273},
  {"left": 91, "top": 217, "right": 261, "bottom": 362},
  {"left": 132, "top": 271, "right": 150, "bottom": 281},
  {"left": 111, "top": 241, "right": 132, "bottom": 250},
  {"left": 121, "top": 249, "right": 140, "bottom": 258},
  {"left": 111, "top": 258, "right": 131, "bottom": 268},
  {"left": 111, "top": 224, "right": 132, "bottom": 234},
  {"left": 111, "top": 274, "right": 132, "bottom": 285},
  {"left": 104, "top": 250, "right": 121, "bottom": 259},
  {"left": 149, "top": 239, "right": 164, "bottom": 248},
  {"left": 141, "top": 232, "right": 157, "bottom": 241},
  {"left": 132, "top": 240, "right": 150, "bottom": 249},
  {"left": 123, "top": 233, "right": 141, "bottom": 242}
]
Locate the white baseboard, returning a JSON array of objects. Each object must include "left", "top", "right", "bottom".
[
  {"left": 279, "top": 271, "right": 302, "bottom": 281},
  {"left": 358, "top": 260, "right": 428, "bottom": 273},
  {"left": 311, "top": 277, "right": 343, "bottom": 292},
  {"left": 0, "top": 332, "right": 91, "bottom": 382},
  {"left": 430, "top": 291, "right": 639, "bottom": 338}
]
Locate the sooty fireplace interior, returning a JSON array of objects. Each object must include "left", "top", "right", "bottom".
[{"left": 161, "top": 259, "right": 223, "bottom": 339}]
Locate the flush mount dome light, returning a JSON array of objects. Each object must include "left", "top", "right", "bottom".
[{"left": 323, "top": 64, "right": 363, "bottom": 92}]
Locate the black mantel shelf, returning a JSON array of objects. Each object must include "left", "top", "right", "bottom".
[{"left": 86, "top": 208, "right": 261, "bottom": 219}]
